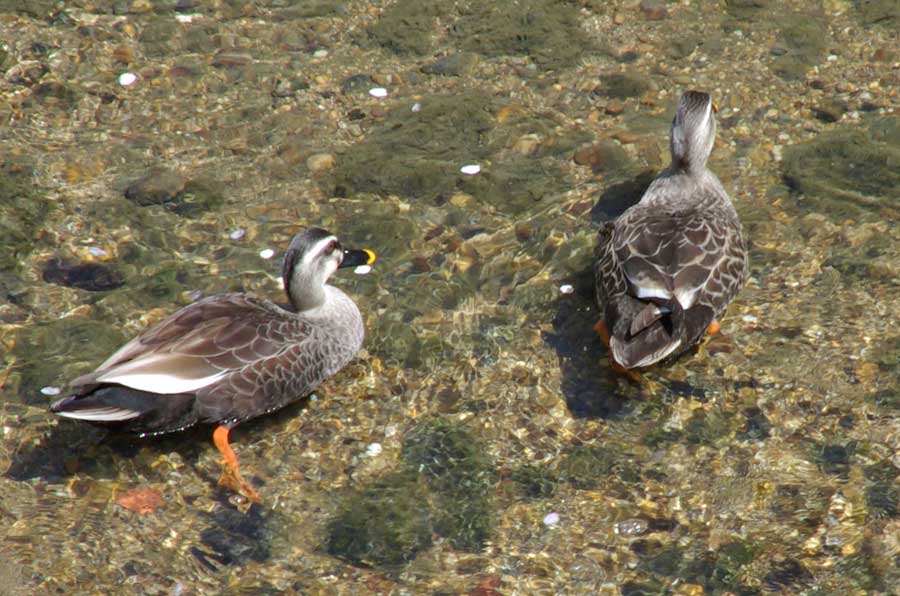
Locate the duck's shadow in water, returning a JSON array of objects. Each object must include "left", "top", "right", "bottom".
[
  {"left": 544, "top": 263, "right": 635, "bottom": 420},
  {"left": 5, "top": 397, "right": 312, "bottom": 494},
  {"left": 542, "top": 172, "right": 656, "bottom": 419}
]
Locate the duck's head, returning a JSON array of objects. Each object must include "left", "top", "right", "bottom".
[
  {"left": 670, "top": 90, "right": 717, "bottom": 172},
  {"left": 282, "top": 227, "right": 376, "bottom": 311}
]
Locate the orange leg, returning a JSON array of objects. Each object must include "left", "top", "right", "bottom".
[
  {"left": 212, "top": 425, "right": 262, "bottom": 504},
  {"left": 594, "top": 320, "right": 611, "bottom": 347},
  {"left": 706, "top": 320, "right": 721, "bottom": 336}
]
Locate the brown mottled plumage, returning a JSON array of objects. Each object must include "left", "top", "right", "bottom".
[
  {"left": 50, "top": 227, "right": 376, "bottom": 502},
  {"left": 594, "top": 90, "right": 748, "bottom": 369}
]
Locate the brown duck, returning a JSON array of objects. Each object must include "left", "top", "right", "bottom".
[
  {"left": 594, "top": 90, "right": 748, "bottom": 369},
  {"left": 51, "top": 228, "right": 376, "bottom": 502}
]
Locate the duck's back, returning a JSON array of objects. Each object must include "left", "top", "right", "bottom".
[{"left": 595, "top": 169, "right": 747, "bottom": 367}]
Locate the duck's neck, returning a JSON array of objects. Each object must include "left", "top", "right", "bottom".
[{"left": 287, "top": 272, "right": 327, "bottom": 312}]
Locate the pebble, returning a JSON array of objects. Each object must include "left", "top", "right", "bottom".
[
  {"left": 117, "top": 72, "right": 137, "bottom": 87},
  {"left": 354, "top": 265, "right": 372, "bottom": 275},
  {"left": 368, "top": 87, "right": 388, "bottom": 98},
  {"left": 259, "top": 248, "right": 275, "bottom": 259},
  {"left": 460, "top": 164, "right": 481, "bottom": 175},
  {"left": 40, "top": 386, "right": 62, "bottom": 396},
  {"left": 543, "top": 512, "right": 561, "bottom": 527},
  {"left": 605, "top": 100, "right": 625, "bottom": 115},
  {"left": 364, "top": 442, "right": 383, "bottom": 457},
  {"left": 212, "top": 51, "right": 252, "bottom": 68},
  {"left": 313, "top": 49, "right": 328, "bottom": 58},
  {"left": 229, "top": 229, "right": 245, "bottom": 240},
  {"left": 614, "top": 518, "right": 648, "bottom": 536},
  {"left": 811, "top": 99, "right": 847, "bottom": 123},
  {"left": 411, "top": 102, "right": 421, "bottom": 112},
  {"left": 306, "top": 152, "right": 335, "bottom": 173},
  {"left": 639, "top": 0, "right": 668, "bottom": 20},
  {"left": 87, "top": 246, "right": 108, "bottom": 257},
  {"left": 512, "top": 134, "right": 541, "bottom": 155},
  {"left": 559, "top": 284, "right": 574, "bottom": 295}
]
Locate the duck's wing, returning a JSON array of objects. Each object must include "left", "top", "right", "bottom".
[
  {"left": 613, "top": 200, "right": 743, "bottom": 329},
  {"left": 70, "top": 294, "right": 304, "bottom": 396}
]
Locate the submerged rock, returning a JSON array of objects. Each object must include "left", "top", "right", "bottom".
[
  {"left": 42, "top": 258, "right": 125, "bottom": 292},
  {"left": 124, "top": 169, "right": 224, "bottom": 217},
  {"left": 124, "top": 168, "right": 186, "bottom": 206}
]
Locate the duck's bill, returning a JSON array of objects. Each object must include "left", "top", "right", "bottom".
[{"left": 340, "top": 248, "right": 377, "bottom": 268}]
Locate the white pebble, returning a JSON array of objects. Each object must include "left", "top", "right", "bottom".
[
  {"left": 174, "top": 14, "right": 194, "bottom": 24},
  {"left": 259, "top": 248, "right": 275, "bottom": 259},
  {"left": 40, "top": 386, "right": 62, "bottom": 396},
  {"left": 365, "top": 442, "right": 383, "bottom": 457},
  {"left": 742, "top": 314, "right": 759, "bottom": 323},
  {"left": 229, "top": 229, "right": 246, "bottom": 240},
  {"left": 543, "top": 512, "right": 560, "bottom": 527},
  {"left": 118, "top": 72, "right": 137, "bottom": 87},
  {"left": 354, "top": 264, "right": 372, "bottom": 275},
  {"left": 313, "top": 49, "right": 328, "bottom": 58},
  {"left": 460, "top": 164, "right": 481, "bottom": 175},
  {"left": 411, "top": 102, "right": 421, "bottom": 112},
  {"left": 368, "top": 87, "right": 388, "bottom": 98},
  {"left": 559, "top": 284, "right": 574, "bottom": 295},
  {"left": 88, "top": 246, "right": 108, "bottom": 257}
]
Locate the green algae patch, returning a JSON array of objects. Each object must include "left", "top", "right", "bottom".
[
  {"left": 724, "top": 0, "right": 775, "bottom": 20},
  {"left": 331, "top": 94, "right": 574, "bottom": 213},
  {"left": 783, "top": 118, "right": 900, "bottom": 218},
  {"left": 595, "top": 72, "right": 652, "bottom": 100},
  {"left": 510, "top": 463, "right": 557, "bottom": 499},
  {"left": 368, "top": 2, "right": 444, "bottom": 55},
  {"left": 402, "top": 418, "right": 493, "bottom": 550},
  {"left": 325, "top": 418, "right": 495, "bottom": 567},
  {"left": 367, "top": 0, "right": 594, "bottom": 68},
  {"left": 855, "top": 0, "right": 900, "bottom": 26},
  {"left": 771, "top": 14, "right": 828, "bottom": 81},
  {"left": 12, "top": 317, "right": 126, "bottom": 405},
  {"left": 332, "top": 93, "right": 494, "bottom": 200},
  {"left": 451, "top": 0, "right": 594, "bottom": 70},
  {"left": 0, "top": 159, "right": 53, "bottom": 272},
  {"left": 326, "top": 471, "right": 433, "bottom": 567},
  {"left": 558, "top": 444, "right": 640, "bottom": 490}
]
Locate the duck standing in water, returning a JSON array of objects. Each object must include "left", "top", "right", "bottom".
[
  {"left": 51, "top": 228, "right": 376, "bottom": 503},
  {"left": 594, "top": 90, "right": 748, "bottom": 369}
]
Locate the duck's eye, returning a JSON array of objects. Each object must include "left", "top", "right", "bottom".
[{"left": 326, "top": 240, "right": 340, "bottom": 254}]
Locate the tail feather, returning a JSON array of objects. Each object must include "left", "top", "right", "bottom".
[
  {"left": 50, "top": 386, "right": 198, "bottom": 435},
  {"left": 610, "top": 299, "right": 691, "bottom": 369}
]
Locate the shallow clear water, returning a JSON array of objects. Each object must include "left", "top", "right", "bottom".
[{"left": 0, "top": 1, "right": 898, "bottom": 593}]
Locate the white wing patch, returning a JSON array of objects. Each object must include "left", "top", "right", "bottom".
[
  {"left": 96, "top": 370, "right": 228, "bottom": 394},
  {"left": 673, "top": 286, "right": 701, "bottom": 310},
  {"left": 635, "top": 285, "right": 672, "bottom": 301},
  {"left": 55, "top": 407, "right": 142, "bottom": 422}
]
